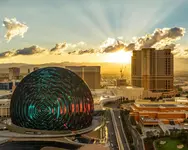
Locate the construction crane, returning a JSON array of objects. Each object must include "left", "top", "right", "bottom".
[{"left": 120, "top": 65, "right": 126, "bottom": 79}]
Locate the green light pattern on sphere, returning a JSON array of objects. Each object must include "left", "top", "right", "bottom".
[{"left": 10, "top": 67, "right": 94, "bottom": 131}]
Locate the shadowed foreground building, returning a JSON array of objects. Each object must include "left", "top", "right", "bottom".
[{"left": 131, "top": 48, "right": 174, "bottom": 92}]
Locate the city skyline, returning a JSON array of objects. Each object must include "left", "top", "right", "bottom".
[{"left": 0, "top": 1, "right": 188, "bottom": 149}]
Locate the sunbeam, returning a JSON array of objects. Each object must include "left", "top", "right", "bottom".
[{"left": 104, "top": 50, "right": 132, "bottom": 64}]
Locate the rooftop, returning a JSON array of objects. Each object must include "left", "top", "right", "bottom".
[{"left": 135, "top": 103, "right": 188, "bottom": 108}]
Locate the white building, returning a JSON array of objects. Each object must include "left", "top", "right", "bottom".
[
  {"left": 99, "top": 95, "right": 122, "bottom": 105},
  {"left": 92, "top": 86, "right": 145, "bottom": 101},
  {"left": 114, "top": 86, "right": 144, "bottom": 100}
]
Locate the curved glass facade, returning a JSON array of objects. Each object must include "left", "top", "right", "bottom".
[{"left": 10, "top": 67, "right": 94, "bottom": 131}]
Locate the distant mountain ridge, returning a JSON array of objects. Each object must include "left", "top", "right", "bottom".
[
  {"left": 0, "top": 59, "right": 187, "bottom": 76},
  {"left": 0, "top": 62, "right": 131, "bottom": 75}
]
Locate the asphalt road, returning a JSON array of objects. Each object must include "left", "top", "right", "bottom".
[
  {"left": 131, "top": 127, "right": 144, "bottom": 150},
  {"left": 113, "top": 110, "right": 130, "bottom": 150},
  {"left": 125, "top": 116, "right": 144, "bottom": 150},
  {"left": 105, "top": 110, "right": 119, "bottom": 150}
]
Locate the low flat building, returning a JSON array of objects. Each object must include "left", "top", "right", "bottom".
[
  {"left": 116, "top": 79, "right": 127, "bottom": 86},
  {"left": 0, "top": 90, "right": 11, "bottom": 97},
  {"left": 0, "top": 73, "right": 9, "bottom": 81},
  {"left": 0, "top": 81, "right": 20, "bottom": 90},
  {"left": 130, "top": 103, "right": 188, "bottom": 126}
]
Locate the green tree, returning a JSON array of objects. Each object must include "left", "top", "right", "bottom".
[
  {"left": 178, "top": 87, "right": 183, "bottom": 92},
  {"left": 178, "top": 129, "right": 188, "bottom": 145}
]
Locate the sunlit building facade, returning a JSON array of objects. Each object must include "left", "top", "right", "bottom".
[
  {"left": 66, "top": 66, "right": 101, "bottom": 89},
  {"left": 130, "top": 103, "right": 188, "bottom": 125},
  {"left": 131, "top": 48, "right": 174, "bottom": 92},
  {"left": 0, "top": 99, "right": 10, "bottom": 118}
]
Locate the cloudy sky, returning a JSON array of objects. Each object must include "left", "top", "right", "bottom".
[{"left": 0, "top": 0, "right": 188, "bottom": 64}]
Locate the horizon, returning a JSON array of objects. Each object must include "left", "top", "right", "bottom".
[{"left": 0, "top": 61, "right": 187, "bottom": 76}]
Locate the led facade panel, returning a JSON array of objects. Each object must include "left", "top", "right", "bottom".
[{"left": 10, "top": 67, "right": 94, "bottom": 131}]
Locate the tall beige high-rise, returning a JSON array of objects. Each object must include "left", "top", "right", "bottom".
[
  {"left": 65, "top": 66, "right": 101, "bottom": 89},
  {"left": 131, "top": 48, "right": 174, "bottom": 92}
]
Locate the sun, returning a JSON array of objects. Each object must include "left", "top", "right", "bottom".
[{"left": 104, "top": 50, "right": 132, "bottom": 64}]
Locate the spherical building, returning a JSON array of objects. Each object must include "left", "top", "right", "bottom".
[{"left": 10, "top": 67, "right": 94, "bottom": 131}]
